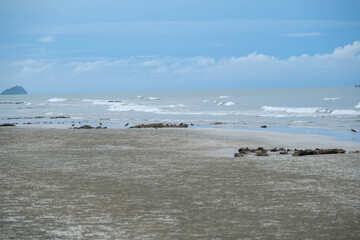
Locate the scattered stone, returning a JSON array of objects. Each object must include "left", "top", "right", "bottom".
[
  {"left": 130, "top": 123, "right": 188, "bottom": 129},
  {"left": 72, "top": 125, "right": 107, "bottom": 129},
  {"left": 293, "top": 148, "right": 346, "bottom": 156},
  {"left": 235, "top": 147, "right": 346, "bottom": 157},
  {"left": 0, "top": 101, "right": 24, "bottom": 104},
  {"left": 256, "top": 148, "right": 269, "bottom": 156},
  {"left": 211, "top": 122, "right": 225, "bottom": 125},
  {"left": 0, "top": 123, "right": 16, "bottom": 127},
  {"left": 261, "top": 125, "right": 267, "bottom": 128},
  {"left": 50, "top": 116, "right": 70, "bottom": 119}
]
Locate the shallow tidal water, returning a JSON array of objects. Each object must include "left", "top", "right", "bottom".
[{"left": 1, "top": 127, "right": 359, "bottom": 239}]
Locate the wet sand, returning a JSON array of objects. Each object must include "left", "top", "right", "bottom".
[{"left": 1, "top": 127, "right": 360, "bottom": 239}]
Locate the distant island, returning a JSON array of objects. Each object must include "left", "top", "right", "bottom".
[{"left": 1, "top": 86, "right": 27, "bottom": 95}]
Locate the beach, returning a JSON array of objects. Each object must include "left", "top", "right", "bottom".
[{"left": 1, "top": 126, "right": 359, "bottom": 239}]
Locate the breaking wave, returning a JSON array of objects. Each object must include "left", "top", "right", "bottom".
[
  {"left": 47, "top": 98, "right": 67, "bottom": 102},
  {"left": 323, "top": 97, "right": 341, "bottom": 101},
  {"left": 261, "top": 105, "right": 360, "bottom": 117}
]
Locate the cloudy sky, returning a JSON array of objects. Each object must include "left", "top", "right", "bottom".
[{"left": 1, "top": 0, "right": 360, "bottom": 94}]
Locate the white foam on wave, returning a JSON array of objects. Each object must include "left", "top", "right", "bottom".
[
  {"left": 164, "top": 104, "right": 186, "bottom": 108},
  {"left": 323, "top": 97, "right": 341, "bottom": 101},
  {"left": 147, "top": 97, "right": 161, "bottom": 100},
  {"left": 224, "top": 101, "right": 235, "bottom": 106},
  {"left": 217, "top": 101, "right": 235, "bottom": 106},
  {"left": 108, "top": 102, "right": 163, "bottom": 113},
  {"left": 262, "top": 105, "right": 360, "bottom": 117},
  {"left": 219, "top": 95, "right": 231, "bottom": 99},
  {"left": 47, "top": 98, "right": 66, "bottom": 102},
  {"left": 330, "top": 109, "right": 360, "bottom": 116},
  {"left": 355, "top": 102, "right": 360, "bottom": 108},
  {"left": 262, "top": 106, "right": 325, "bottom": 114},
  {"left": 83, "top": 99, "right": 115, "bottom": 105}
]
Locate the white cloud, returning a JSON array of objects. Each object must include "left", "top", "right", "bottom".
[
  {"left": 13, "top": 59, "right": 43, "bottom": 66},
  {"left": 9, "top": 41, "right": 359, "bottom": 91},
  {"left": 141, "top": 60, "right": 163, "bottom": 67},
  {"left": 38, "top": 35, "right": 54, "bottom": 42},
  {"left": 67, "top": 42, "right": 360, "bottom": 81},
  {"left": 70, "top": 60, "right": 125, "bottom": 74},
  {"left": 282, "top": 32, "right": 323, "bottom": 38}
]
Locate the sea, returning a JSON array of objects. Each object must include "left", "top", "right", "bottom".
[{"left": 1, "top": 86, "right": 360, "bottom": 142}]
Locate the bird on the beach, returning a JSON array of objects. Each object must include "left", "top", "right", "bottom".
[{"left": 351, "top": 129, "right": 357, "bottom": 140}]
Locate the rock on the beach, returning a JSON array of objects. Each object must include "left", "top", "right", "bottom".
[
  {"left": 255, "top": 147, "right": 269, "bottom": 156},
  {"left": 130, "top": 123, "right": 188, "bottom": 129},
  {"left": 0, "top": 123, "right": 16, "bottom": 127},
  {"left": 72, "top": 125, "right": 107, "bottom": 129},
  {"left": 293, "top": 148, "right": 346, "bottom": 156},
  {"left": 235, "top": 147, "right": 346, "bottom": 157}
]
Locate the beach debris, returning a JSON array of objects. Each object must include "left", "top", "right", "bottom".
[
  {"left": 234, "top": 147, "right": 346, "bottom": 157},
  {"left": 0, "top": 123, "right": 16, "bottom": 127},
  {"left": 71, "top": 125, "right": 107, "bottom": 129},
  {"left": 130, "top": 123, "right": 188, "bottom": 129}
]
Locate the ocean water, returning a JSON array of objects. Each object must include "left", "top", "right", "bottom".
[{"left": 1, "top": 87, "right": 360, "bottom": 142}]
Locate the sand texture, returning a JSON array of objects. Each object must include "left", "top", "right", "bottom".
[{"left": 1, "top": 127, "right": 360, "bottom": 239}]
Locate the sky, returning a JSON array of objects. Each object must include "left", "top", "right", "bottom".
[{"left": 0, "top": 0, "right": 360, "bottom": 94}]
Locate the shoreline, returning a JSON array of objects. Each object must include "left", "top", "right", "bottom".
[{"left": 4, "top": 124, "right": 360, "bottom": 150}]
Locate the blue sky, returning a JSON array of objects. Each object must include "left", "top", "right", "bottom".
[{"left": 1, "top": 0, "right": 360, "bottom": 93}]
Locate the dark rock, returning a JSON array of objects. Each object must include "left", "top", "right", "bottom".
[
  {"left": 50, "top": 116, "right": 70, "bottom": 119},
  {"left": 0, "top": 101, "right": 24, "bottom": 104},
  {"left": 124, "top": 123, "right": 129, "bottom": 127},
  {"left": 1, "top": 86, "right": 27, "bottom": 95},
  {"left": 293, "top": 148, "right": 346, "bottom": 156},
  {"left": 255, "top": 149, "right": 269, "bottom": 156},
  {"left": 261, "top": 125, "right": 267, "bottom": 128},
  {"left": 211, "top": 122, "right": 224, "bottom": 125},
  {"left": 130, "top": 123, "right": 188, "bottom": 129},
  {"left": 72, "top": 125, "right": 107, "bottom": 129},
  {"left": 0, "top": 123, "right": 16, "bottom": 127}
]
